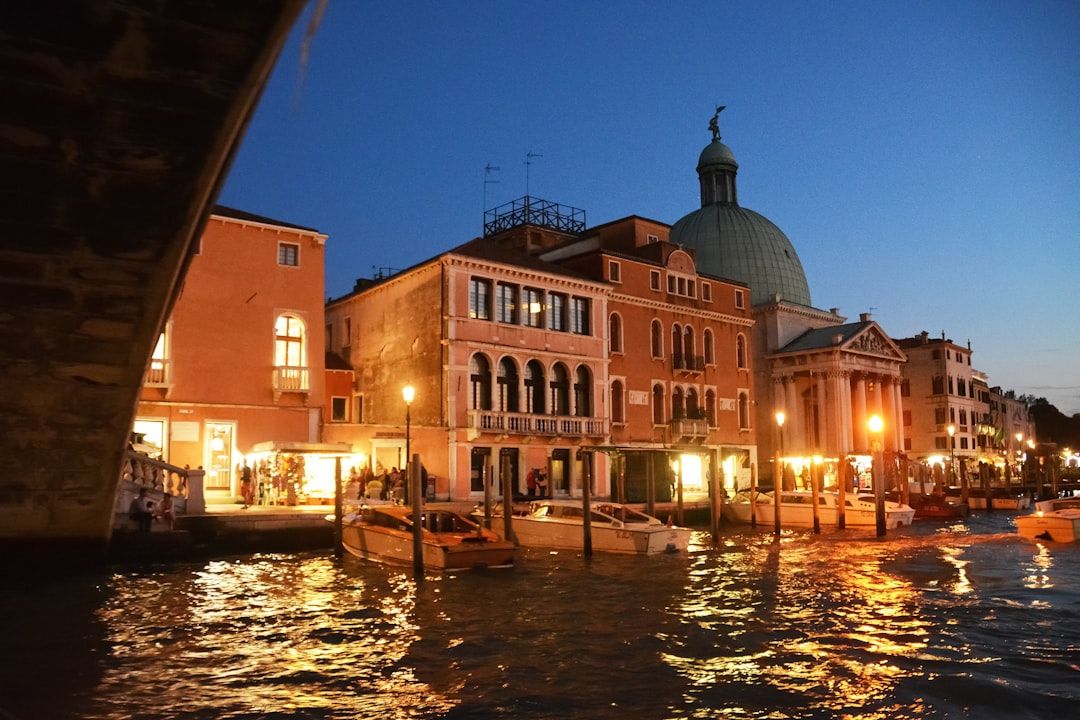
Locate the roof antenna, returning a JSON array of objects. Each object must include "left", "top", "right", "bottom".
[
  {"left": 483, "top": 163, "right": 500, "bottom": 213},
  {"left": 525, "top": 151, "right": 543, "bottom": 197}
]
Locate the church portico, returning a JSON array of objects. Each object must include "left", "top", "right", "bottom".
[{"left": 765, "top": 320, "right": 907, "bottom": 489}]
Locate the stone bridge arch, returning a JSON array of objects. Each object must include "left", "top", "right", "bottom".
[{"left": 0, "top": 0, "right": 308, "bottom": 568}]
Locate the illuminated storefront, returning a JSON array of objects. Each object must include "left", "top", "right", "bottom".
[{"left": 248, "top": 441, "right": 359, "bottom": 504}]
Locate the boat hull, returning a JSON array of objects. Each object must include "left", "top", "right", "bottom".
[
  {"left": 338, "top": 509, "right": 516, "bottom": 571},
  {"left": 723, "top": 491, "right": 915, "bottom": 530},
  {"left": 1015, "top": 509, "right": 1080, "bottom": 543},
  {"left": 510, "top": 517, "right": 692, "bottom": 554}
]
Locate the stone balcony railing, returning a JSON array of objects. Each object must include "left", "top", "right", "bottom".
[
  {"left": 671, "top": 417, "right": 709, "bottom": 440},
  {"left": 118, "top": 449, "right": 206, "bottom": 515},
  {"left": 469, "top": 410, "right": 608, "bottom": 438}
]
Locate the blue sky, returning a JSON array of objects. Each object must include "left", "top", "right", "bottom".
[{"left": 220, "top": 0, "right": 1080, "bottom": 414}]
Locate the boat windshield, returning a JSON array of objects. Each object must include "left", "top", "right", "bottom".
[{"left": 595, "top": 504, "right": 655, "bottom": 524}]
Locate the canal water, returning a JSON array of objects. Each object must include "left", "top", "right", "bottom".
[{"left": 2, "top": 513, "right": 1078, "bottom": 720}]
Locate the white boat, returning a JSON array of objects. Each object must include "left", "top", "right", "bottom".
[
  {"left": 723, "top": 490, "right": 916, "bottom": 530},
  {"left": 1015, "top": 505, "right": 1080, "bottom": 543},
  {"left": 489, "top": 500, "right": 692, "bottom": 554},
  {"left": 1033, "top": 496, "right": 1080, "bottom": 513},
  {"left": 334, "top": 504, "right": 516, "bottom": 571}
]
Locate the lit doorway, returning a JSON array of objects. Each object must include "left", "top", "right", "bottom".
[{"left": 206, "top": 422, "right": 234, "bottom": 492}]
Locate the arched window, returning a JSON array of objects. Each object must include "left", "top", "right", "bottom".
[
  {"left": 274, "top": 313, "right": 308, "bottom": 391},
  {"left": 573, "top": 365, "right": 591, "bottom": 417},
  {"left": 738, "top": 391, "right": 750, "bottom": 429},
  {"left": 497, "top": 357, "right": 519, "bottom": 412},
  {"left": 687, "top": 388, "right": 699, "bottom": 419},
  {"left": 705, "top": 389, "right": 717, "bottom": 427},
  {"left": 683, "top": 326, "right": 695, "bottom": 369},
  {"left": 525, "top": 360, "right": 546, "bottom": 414},
  {"left": 671, "top": 324, "right": 683, "bottom": 368},
  {"left": 609, "top": 313, "right": 623, "bottom": 354},
  {"left": 736, "top": 334, "right": 748, "bottom": 370},
  {"left": 651, "top": 320, "right": 663, "bottom": 358},
  {"left": 672, "top": 386, "right": 685, "bottom": 420},
  {"left": 703, "top": 328, "right": 715, "bottom": 365},
  {"left": 652, "top": 384, "right": 665, "bottom": 425},
  {"left": 469, "top": 353, "right": 492, "bottom": 410},
  {"left": 550, "top": 363, "right": 570, "bottom": 415},
  {"left": 611, "top": 380, "right": 625, "bottom": 424}
]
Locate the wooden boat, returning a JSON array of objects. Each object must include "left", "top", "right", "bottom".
[
  {"left": 484, "top": 500, "right": 693, "bottom": 555},
  {"left": 945, "top": 487, "right": 1031, "bottom": 511},
  {"left": 335, "top": 504, "right": 516, "bottom": 571},
  {"left": 723, "top": 490, "right": 916, "bottom": 530},
  {"left": 900, "top": 493, "right": 970, "bottom": 519},
  {"left": 1015, "top": 505, "right": 1080, "bottom": 543},
  {"left": 1033, "top": 496, "right": 1080, "bottom": 513}
]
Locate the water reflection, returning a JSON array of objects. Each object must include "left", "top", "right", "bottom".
[{"left": 4, "top": 514, "right": 1080, "bottom": 719}]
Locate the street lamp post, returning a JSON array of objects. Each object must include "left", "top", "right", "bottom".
[
  {"left": 403, "top": 385, "right": 421, "bottom": 577},
  {"left": 868, "top": 414, "right": 885, "bottom": 537},
  {"left": 1015, "top": 432, "right": 1024, "bottom": 486},
  {"left": 774, "top": 412, "right": 785, "bottom": 536}
]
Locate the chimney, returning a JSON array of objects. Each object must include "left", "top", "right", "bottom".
[{"left": 860, "top": 312, "right": 871, "bottom": 322}]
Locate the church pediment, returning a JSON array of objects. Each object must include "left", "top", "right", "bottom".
[{"left": 844, "top": 325, "right": 905, "bottom": 361}]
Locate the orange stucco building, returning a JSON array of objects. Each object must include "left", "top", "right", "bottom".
[
  {"left": 134, "top": 207, "right": 340, "bottom": 503},
  {"left": 324, "top": 212, "right": 610, "bottom": 501}
]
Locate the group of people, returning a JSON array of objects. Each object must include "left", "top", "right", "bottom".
[
  {"left": 525, "top": 467, "right": 549, "bottom": 498},
  {"left": 347, "top": 464, "right": 430, "bottom": 504},
  {"left": 127, "top": 487, "right": 175, "bottom": 532}
]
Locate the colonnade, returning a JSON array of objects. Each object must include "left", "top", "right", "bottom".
[{"left": 773, "top": 370, "right": 904, "bottom": 458}]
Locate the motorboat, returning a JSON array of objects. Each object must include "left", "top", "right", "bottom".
[
  {"left": 482, "top": 499, "right": 693, "bottom": 554},
  {"left": 334, "top": 504, "right": 516, "bottom": 571},
  {"left": 722, "top": 490, "right": 916, "bottom": 530},
  {"left": 903, "top": 493, "right": 970, "bottom": 519},
  {"left": 1015, "top": 503, "right": 1080, "bottom": 543},
  {"left": 945, "top": 487, "right": 1031, "bottom": 511}
]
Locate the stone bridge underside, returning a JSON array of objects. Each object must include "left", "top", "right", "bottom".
[{"left": 0, "top": 1, "right": 306, "bottom": 568}]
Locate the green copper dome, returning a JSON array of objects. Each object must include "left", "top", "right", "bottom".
[{"left": 670, "top": 122, "right": 812, "bottom": 308}]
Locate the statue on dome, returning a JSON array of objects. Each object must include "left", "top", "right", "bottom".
[{"left": 708, "top": 105, "right": 725, "bottom": 140}]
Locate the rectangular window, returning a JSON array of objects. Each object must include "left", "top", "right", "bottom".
[
  {"left": 701, "top": 283, "right": 712, "bottom": 302},
  {"left": 650, "top": 270, "right": 661, "bottom": 291},
  {"left": 608, "top": 260, "right": 621, "bottom": 283},
  {"left": 734, "top": 289, "right": 745, "bottom": 309},
  {"left": 496, "top": 282, "right": 518, "bottom": 324},
  {"left": 523, "top": 287, "right": 543, "bottom": 327},
  {"left": 278, "top": 242, "right": 299, "bottom": 267},
  {"left": 571, "top": 297, "right": 590, "bottom": 335},
  {"left": 331, "top": 397, "right": 347, "bottom": 422},
  {"left": 547, "top": 292, "right": 567, "bottom": 331},
  {"left": 469, "top": 278, "right": 492, "bottom": 320},
  {"left": 354, "top": 396, "right": 364, "bottom": 424},
  {"left": 935, "top": 407, "right": 947, "bottom": 424},
  {"left": 903, "top": 410, "right": 912, "bottom": 426},
  {"left": 646, "top": 234, "right": 659, "bottom": 244},
  {"left": 667, "top": 275, "right": 676, "bottom": 293}
]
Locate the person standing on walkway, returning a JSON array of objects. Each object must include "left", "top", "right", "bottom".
[
  {"left": 241, "top": 461, "right": 253, "bottom": 508},
  {"left": 128, "top": 488, "right": 153, "bottom": 532}
]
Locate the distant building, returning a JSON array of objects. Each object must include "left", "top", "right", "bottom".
[
  {"left": 894, "top": 332, "right": 978, "bottom": 475},
  {"left": 669, "top": 110, "right": 907, "bottom": 490},
  {"left": 134, "top": 207, "right": 348, "bottom": 504}
]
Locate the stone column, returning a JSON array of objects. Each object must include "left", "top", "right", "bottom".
[
  {"left": 839, "top": 371, "right": 853, "bottom": 455},
  {"left": 785, "top": 375, "right": 801, "bottom": 454},
  {"left": 892, "top": 377, "right": 905, "bottom": 453},
  {"left": 815, "top": 372, "right": 829, "bottom": 453},
  {"left": 882, "top": 377, "right": 896, "bottom": 453},
  {"left": 854, "top": 374, "right": 868, "bottom": 452}
]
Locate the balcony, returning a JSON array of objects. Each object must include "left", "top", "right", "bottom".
[
  {"left": 671, "top": 417, "right": 709, "bottom": 441},
  {"left": 470, "top": 409, "right": 608, "bottom": 438},
  {"left": 273, "top": 365, "right": 310, "bottom": 398},
  {"left": 672, "top": 355, "right": 703, "bottom": 375},
  {"left": 144, "top": 358, "right": 172, "bottom": 387}
]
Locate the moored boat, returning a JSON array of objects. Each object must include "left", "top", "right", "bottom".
[
  {"left": 335, "top": 504, "right": 516, "bottom": 571},
  {"left": 485, "top": 499, "right": 693, "bottom": 554},
  {"left": 1015, "top": 506, "right": 1080, "bottom": 543},
  {"left": 907, "top": 493, "right": 970, "bottom": 519},
  {"left": 723, "top": 490, "right": 916, "bottom": 529},
  {"left": 945, "top": 488, "right": 1031, "bottom": 511}
]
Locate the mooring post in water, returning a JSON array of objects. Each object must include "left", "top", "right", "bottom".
[
  {"left": 837, "top": 461, "right": 847, "bottom": 530},
  {"left": 810, "top": 458, "right": 821, "bottom": 535},
  {"left": 710, "top": 450, "right": 722, "bottom": 545},
  {"left": 411, "top": 454, "right": 423, "bottom": 578},
  {"left": 869, "top": 414, "right": 886, "bottom": 537},
  {"left": 749, "top": 462, "right": 758, "bottom": 528},
  {"left": 334, "top": 457, "right": 343, "bottom": 558},
  {"left": 482, "top": 461, "right": 492, "bottom": 529},
  {"left": 581, "top": 450, "right": 592, "bottom": 557},
  {"left": 501, "top": 453, "right": 514, "bottom": 545},
  {"left": 774, "top": 411, "right": 785, "bottom": 536}
]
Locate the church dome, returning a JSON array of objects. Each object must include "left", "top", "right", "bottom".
[{"left": 670, "top": 114, "right": 812, "bottom": 308}]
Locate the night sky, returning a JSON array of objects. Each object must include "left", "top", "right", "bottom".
[{"left": 220, "top": 0, "right": 1080, "bottom": 414}]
